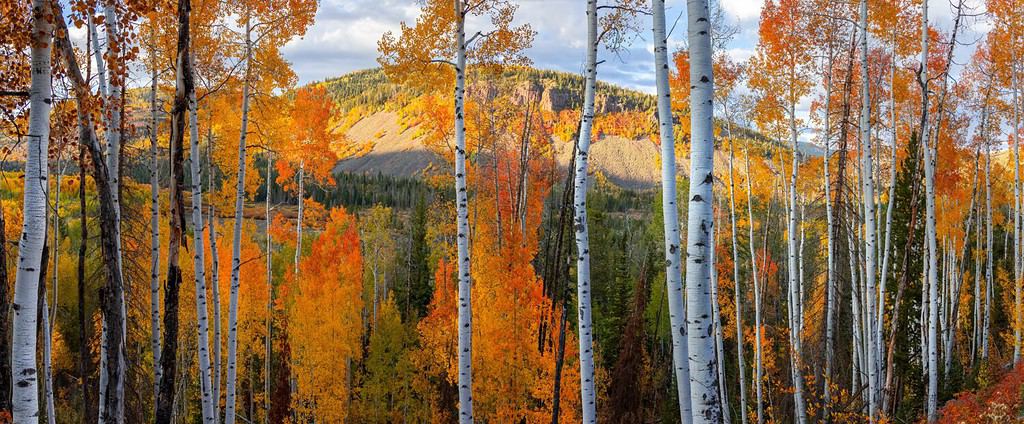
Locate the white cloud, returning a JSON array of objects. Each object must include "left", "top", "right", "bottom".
[{"left": 720, "top": 0, "right": 765, "bottom": 22}]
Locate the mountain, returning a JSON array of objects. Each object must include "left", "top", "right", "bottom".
[
  {"left": 326, "top": 67, "right": 670, "bottom": 189},
  {"left": 325, "top": 67, "right": 800, "bottom": 190}
]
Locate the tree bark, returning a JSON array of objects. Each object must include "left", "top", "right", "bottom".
[
  {"left": 264, "top": 152, "right": 273, "bottom": 424},
  {"left": 210, "top": 131, "right": 223, "bottom": 424},
  {"left": 189, "top": 64, "right": 217, "bottom": 424},
  {"left": 155, "top": 0, "right": 193, "bottom": 421},
  {"left": 983, "top": 141, "right": 993, "bottom": 359},
  {"left": 53, "top": 6, "right": 126, "bottom": 423},
  {"left": 11, "top": 1, "right": 53, "bottom": 421},
  {"left": 149, "top": 38, "right": 163, "bottom": 410},
  {"left": 725, "top": 118, "right": 747, "bottom": 424},
  {"left": 685, "top": 0, "right": 723, "bottom": 420},
  {"left": 453, "top": 3, "right": 475, "bottom": 422},
  {"left": 858, "top": 1, "right": 879, "bottom": 419},
  {"left": 786, "top": 97, "right": 808, "bottom": 424},
  {"left": 77, "top": 140, "right": 92, "bottom": 423},
  {"left": 920, "top": 0, "right": 939, "bottom": 419},
  {"left": 0, "top": 95, "right": 11, "bottom": 418},
  {"left": 709, "top": 223, "right": 731, "bottom": 424},
  {"left": 653, "top": 1, "right": 692, "bottom": 422},
  {"left": 822, "top": 40, "right": 836, "bottom": 422},
  {"left": 224, "top": 14, "right": 253, "bottom": 424},
  {"left": 744, "top": 147, "right": 764, "bottom": 424}
]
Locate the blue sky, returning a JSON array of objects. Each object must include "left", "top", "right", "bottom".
[
  {"left": 281, "top": 0, "right": 766, "bottom": 92},
  {"left": 281, "top": 0, "right": 987, "bottom": 94},
  {"left": 279, "top": 0, "right": 990, "bottom": 144}
]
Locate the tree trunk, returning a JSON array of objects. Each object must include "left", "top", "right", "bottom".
[
  {"left": 77, "top": 141, "right": 90, "bottom": 423},
  {"left": 858, "top": 1, "right": 878, "bottom": 419},
  {"left": 822, "top": 43, "right": 836, "bottom": 422},
  {"left": 1013, "top": 47, "right": 1022, "bottom": 366},
  {"left": 149, "top": 40, "right": 163, "bottom": 409},
  {"left": 921, "top": 0, "right": 939, "bottom": 419},
  {"left": 453, "top": 2, "right": 474, "bottom": 422},
  {"left": 99, "top": 5, "right": 128, "bottom": 414},
  {"left": 189, "top": 67, "right": 217, "bottom": 424},
  {"left": 685, "top": 0, "right": 722, "bottom": 420},
  {"left": 725, "top": 120, "right": 748, "bottom": 424},
  {"left": 709, "top": 224, "right": 731, "bottom": 424},
  {"left": 41, "top": 261, "right": 55, "bottom": 424},
  {"left": 208, "top": 129, "right": 223, "bottom": 424},
  {"left": 53, "top": 6, "right": 126, "bottom": 423},
  {"left": 653, "top": 1, "right": 692, "bottom": 422},
  {"left": 0, "top": 88, "right": 11, "bottom": 419},
  {"left": 11, "top": 1, "right": 53, "bottom": 421},
  {"left": 264, "top": 152, "right": 273, "bottom": 424},
  {"left": 983, "top": 142, "right": 992, "bottom": 359},
  {"left": 876, "top": 41, "right": 899, "bottom": 401},
  {"left": 744, "top": 147, "right": 764, "bottom": 424},
  {"left": 224, "top": 14, "right": 253, "bottom": 424},
  {"left": 787, "top": 100, "right": 808, "bottom": 424},
  {"left": 295, "top": 160, "right": 304, "bottom": 274},
  {"left": 155, "top": 0, "right": 193, "bottom": 421}
]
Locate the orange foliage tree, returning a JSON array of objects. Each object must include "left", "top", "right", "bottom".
[{"left": 286, "top": 208, "right": 364, "bottom": 422}]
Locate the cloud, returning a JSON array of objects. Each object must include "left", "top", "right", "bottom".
[
  {"left": 282, "top": 0, "right": 670, "bottom": 91},
  {"left": 720, "top": 0, "right": 765, "bottom": 22}
]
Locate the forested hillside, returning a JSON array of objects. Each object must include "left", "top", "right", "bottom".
[{"left": 3, "top": 0, "right": 1024, "bottom": 423}]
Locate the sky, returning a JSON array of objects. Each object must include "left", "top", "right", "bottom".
[
  {"left": 281, "top": 0, "right": 989, "bottom": 94},
  {"left": 281, "top": 0, "right": 766, "bottom": 92}
]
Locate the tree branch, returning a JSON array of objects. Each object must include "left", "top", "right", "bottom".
[
  {"left": 429, "top": 59, "right": 458, "bottom": 68},
  {"left": 595, "top": 5, "right": 652, "bottom": 15}
]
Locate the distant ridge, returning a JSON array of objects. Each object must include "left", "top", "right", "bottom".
[{"left": 325, "top": 67, "right": 808, "bottom": 189}]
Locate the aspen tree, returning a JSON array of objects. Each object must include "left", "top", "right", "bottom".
[
  {"left": 685, "top": 0, "right": 723, "bottom": 420},
  {"left": 653, "top": 0, "right": 692, "bottom": 422},
  {"left": 10, "top": 1, "right": 53, "bottom": 421}
]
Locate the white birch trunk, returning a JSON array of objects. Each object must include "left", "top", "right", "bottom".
[
  {"left": 653, "top": 1, "right": 692, "bottom": 421},
  {"left": 573, "top": 1, "right": 599, "bottom": 421},
  {"left": 102, "top": 4, "right": 128, "bottom": 417},
  {"left": 208, "top": 130, "right": 222, "bottom": 424},
  {"left": 859, "top": 2, "right": 879, "bottom": 418},
  {"left": 42, "top": 291, "right": 55, "bottom": 424},
  {"left": 685, "top": 0, "right": 723, "bottom": 420},
  {"left": 921, "top": 0, "right": 939, "bottom": 419},
  {"left": 103, "top": 1, "right": 122, "bottom": 221},
  {"left": 983, "top": 142, "right": 993, "bottom": 359},
  {"left": 149, "top": 50, "right": 163, "bottom": 406},
  {"left": 798, "top": 204, "right": 805, "bottom": 334},
  {"left": 709, "top": 223, "right": 731, "bottom": 424},
  {"left": 877, "top": 45, "right": 898, "bottom": 394},
  {"left": 45, "top": 153, "right": 62, "bottom": 424},
  {"left": 786, "top": 101, "right": 808, "bottom": 424},
  {"left": 224, "top": 16, "right": 252, "bottom": 424},
  {"left": 848, "top": 225, "right": 863, "bottom": 398},
  {"left": 726, "top": 129, "right": 748, "bottom": 424},
  {"left": 295, "top": 160, "right": 304, "bottom": 274},
  {"left": 189, "top": 81, "right": 217, "bottom": 424},
  {"left": 264, "top": 153, "right": 273, "bottom": 423},
  {"left": 973, "top": 200, "right": 982, "bottom": 363},
  {"left": 454, "top": 2, "right": 474, "bottom": 422},
  {"left": 1012, "top": 50, "right": 1022, "bottom": 365},
  {"left": 90, "top": 12, "right": 111, "bottom": 421},
  {"left": 822, "top": 50, "right": 836, "bottom": 420},
  {"left": 11, "top": 1, "right": 52, "bottom": 421},
  {"left": 744, "top": 148, "right": 764, "bottom": 424}
]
